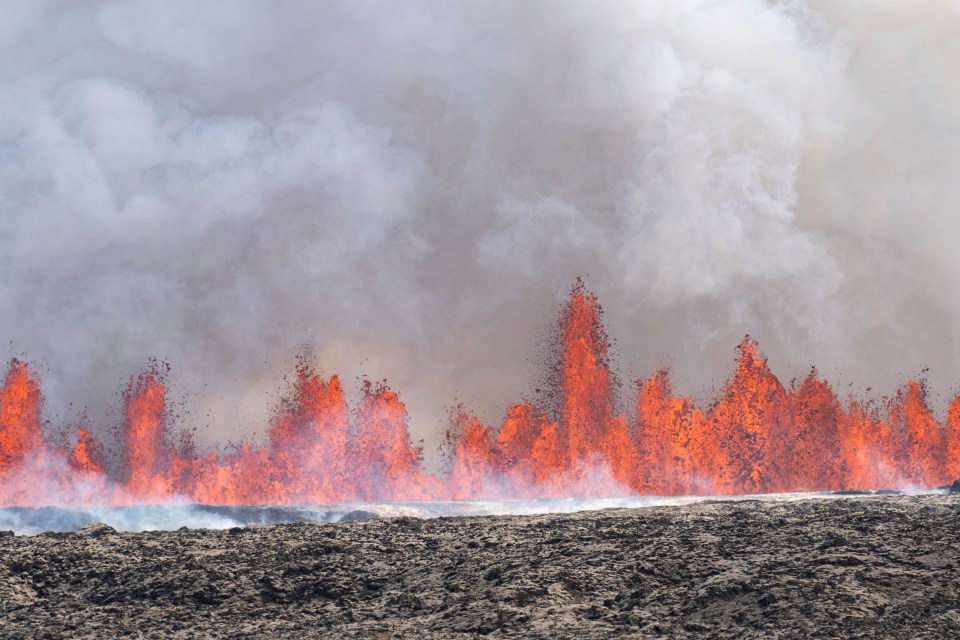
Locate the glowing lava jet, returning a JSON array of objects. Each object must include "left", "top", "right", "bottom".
[{"left": 1, "top": 282, "right": 959, "bottom": 507}]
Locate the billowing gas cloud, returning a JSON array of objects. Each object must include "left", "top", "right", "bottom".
[{"left": 1, "top": 1, "right": 958, "bottom": 454}]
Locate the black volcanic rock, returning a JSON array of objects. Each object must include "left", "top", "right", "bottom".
[
  {"left": 76, "top": 523, "right": 116, "bottom": 538},
  {"left": 2, "top": 495, "right": 960, "bottom": 638},
  {"left": 338, "top": 509, "right": 379, "bottom": 522},
  {"left": 950, "top": 479, "right": 960, "bottom": 494}
]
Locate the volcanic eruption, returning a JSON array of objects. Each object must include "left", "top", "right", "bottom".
[{"left": 0, "top": 280, "right": 957, "bottom": 509}]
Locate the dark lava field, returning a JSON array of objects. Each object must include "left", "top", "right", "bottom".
[{"left": 2, "top": 494, "right": 960, "bottom": 639}]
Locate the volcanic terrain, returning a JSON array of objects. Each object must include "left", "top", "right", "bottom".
[{"left": 3, "top": 493, "right": 960, "bottom": 639}]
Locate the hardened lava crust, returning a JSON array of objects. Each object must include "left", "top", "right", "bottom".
[{"left": 2, "top": 494, "right": 960, "bottom": 639}]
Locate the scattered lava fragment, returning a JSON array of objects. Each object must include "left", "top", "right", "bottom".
[{"left": 1, "top": 281, "right": 958, "bottom": 507}]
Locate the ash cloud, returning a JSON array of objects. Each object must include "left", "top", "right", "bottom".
[{"left": 1, "top": 1, "right": 958, "bottom": 453}]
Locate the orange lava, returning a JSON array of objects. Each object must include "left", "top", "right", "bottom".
[
  {"left": 124, "top": 370, "right": 170, "bottom": 497},
  {"left": 0, "top": 360, "right": 42, "bottom": 475},
  {"left": 1, "top": 282, "right": 958, "bottom": 507},
  {"left": 68, "top": 429, "right": 105, "bottom": 475}
]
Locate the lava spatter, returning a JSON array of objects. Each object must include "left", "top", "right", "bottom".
[{"left": 0, "top": 281, "right": 957, "bottom": 507}]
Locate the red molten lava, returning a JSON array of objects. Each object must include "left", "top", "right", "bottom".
[
  {"left": 0, "top": 360, "right": 42, "bottom": 472},
  {"left": 1, "top": 281, "right": 959, "bottom": 507}
]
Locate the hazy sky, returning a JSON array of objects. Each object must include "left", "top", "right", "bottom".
[{"left": 2, "top": 1, "right": 959, "bottom": 455}]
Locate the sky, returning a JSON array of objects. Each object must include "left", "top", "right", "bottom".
[{"left": 2, "top": 0, "right": 959, "bottom": 455}]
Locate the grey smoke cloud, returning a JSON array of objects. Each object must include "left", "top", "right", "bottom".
[{"left": 1, "top": 1, "right": 958, "bottom": 455}]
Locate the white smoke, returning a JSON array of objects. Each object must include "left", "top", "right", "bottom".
[
  {"left": 0, "top": 492, "right": 940, "bottom": 535},
  {"left": 1, "top": 1, "right": 958, "bottom": 455}
]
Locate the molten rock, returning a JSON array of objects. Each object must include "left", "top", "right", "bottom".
[{"left": 3, "top": 283, "right": 960, "bottom": 510}]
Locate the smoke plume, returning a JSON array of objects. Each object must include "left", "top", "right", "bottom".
[{"left": 1, "top": 1, "right": 958, "bottom": 454}]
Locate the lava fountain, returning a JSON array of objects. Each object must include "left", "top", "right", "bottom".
[{"left": 1, "top": 280, "right": 959, "bottom": 509}]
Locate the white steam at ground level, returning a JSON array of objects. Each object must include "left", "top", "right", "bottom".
[
  {"left": 1, "top": 1, "right": 959, "bottom": 456},
  {"left": 0, "top": 491, "right": 943, "bottom": 536}
]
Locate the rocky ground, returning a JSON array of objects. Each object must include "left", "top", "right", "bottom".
[{"left": 2, "top": 494, "right": 960, "bottom": 639}]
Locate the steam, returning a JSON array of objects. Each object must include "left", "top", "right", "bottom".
[
  {"left": 0, "top": 492, "right": 939, "bottom": 535},
  {"left": 1, "top": 1, "right": 958, "bottom": 453}
]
